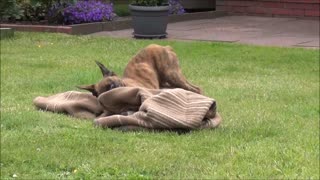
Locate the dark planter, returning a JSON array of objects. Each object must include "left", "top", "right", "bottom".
[{"left": 129, "top": 4, "right": 169, "bottom": 38}]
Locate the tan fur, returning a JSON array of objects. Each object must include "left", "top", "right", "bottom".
[{"left": 79, "top": 44, "right": 202, "bottom": 96}]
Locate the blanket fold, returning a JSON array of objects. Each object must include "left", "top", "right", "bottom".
[
  {"left": 33, "top": 87, "right": 222, "bottom": 130},
  {"left": 33, "top": 91, "right": 103, "bottom": 119}
]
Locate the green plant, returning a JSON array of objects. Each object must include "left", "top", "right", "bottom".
[
  {"left": 0, "top": 0, "right": 77, "bottom": 22},
  {"left": 47, "top": 1, "right": 70, "bottom": 24},
  {"left": 114, "top": 3, "right": 130, "bottom": 16},
  {"left": 131, "top": 0, "right": 168, "bottom": 6},
  {"left": 0, "top": 0, "right": 24, "bottom": 21},
  {"left": 20, "top": 0, "right": 77, "bottom": 22},
  {"left": 20, "top": 1, "right": 47, "bottom": 21}
]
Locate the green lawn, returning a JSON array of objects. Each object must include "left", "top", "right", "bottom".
[{"left": 1, "top": 32, "right": 319, "bottom": 179}]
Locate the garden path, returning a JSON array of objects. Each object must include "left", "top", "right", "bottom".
[{"left": 91, "top": 15, "right": 319, "bottom": 48}]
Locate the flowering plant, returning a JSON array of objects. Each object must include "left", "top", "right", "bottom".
[
  {"left": 131, "top": 0, "right": 168, "bottom": 6},
  {"left": 169, "top": 0, "right": 184, "bottom": 15},
  {"left": 131, "top": 0, "right": 184, "bottom": 14},
  {"left": 63, "top": 0, "right": 114, "bottom": 24},
  {"left": 47, "top": 1, "right": 70, "bottom": 24}
]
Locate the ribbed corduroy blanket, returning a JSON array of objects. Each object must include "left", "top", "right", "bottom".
[{"left": 33, "top": 87, "right": 222, "bottom": 130}]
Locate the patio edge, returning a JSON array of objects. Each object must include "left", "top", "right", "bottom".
[{"left": 0, "top": 11, "right": 227, "bottom": 35}]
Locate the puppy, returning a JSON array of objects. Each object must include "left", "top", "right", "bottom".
[{"left": 78, "top": 44, "right": 202, "bottom": 97}]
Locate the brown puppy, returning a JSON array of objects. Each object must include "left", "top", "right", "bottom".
[{"left": 78, "top": 44, "right": 202, "bottom": 97}]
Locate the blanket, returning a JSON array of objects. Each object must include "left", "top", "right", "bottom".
[{"left": 33, "top": 87, "right": 222, "bottom": 131}]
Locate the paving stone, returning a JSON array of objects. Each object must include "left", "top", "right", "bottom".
[
  {"left": 239, "top": 36, "right": 315, "bottom": 47},
  {"left": 295, "top": 40, "right": 320, "bottom": 48},
  {"left": 90, "top": 15, "right": 319, "bottom": 48}
]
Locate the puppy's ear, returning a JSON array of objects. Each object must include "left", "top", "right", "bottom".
[
  {"left": 95, "top": 61, "right": 116, "bottom": 77},
  {"left": 77, "top": 84, "right": 98, "bottom": 97}
]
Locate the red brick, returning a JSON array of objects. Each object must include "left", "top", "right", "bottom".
[
  {"left": 43, "top": 27, "right": 53, "bottom": 33},
  {"left": 246, "top": 7, "right": 271, "bottom": 14},
  {"left": 57, "top": 27, "right": 72, "bottom": 34},
  {"left": 282, "top": 0, "right": 320, "bottom": 3},
  {"left": 271, "top": 8, "right": 305, "bottom": 16},
  {"left": 0, "top": 24, "right": 73, "bottom": 34},
  {"left": 216, "top": 0, "right": 319, "bottom": 17},
  {"left": 284, "top": 2, "right": 320, "bottom": 9},
  {"left": 305, "top": 9, "right": 320, "bottom": 16},
  {"left": 230, "top": 6, "right": 247, "bottom": 13},
  {"left": 261, "top": 2, "right": 284, "bottom": 8},
  {"left": 226, "top": 0, "right": 255, "bottom": 7},
  {"left": 31, "top": 26, "right": 43, "bottom": 32}
]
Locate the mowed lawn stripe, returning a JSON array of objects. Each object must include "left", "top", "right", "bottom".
[{"left": 1, "top": 32, "right": 319, "bottom": 179}]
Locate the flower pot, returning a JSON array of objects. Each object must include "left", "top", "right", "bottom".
[{"left": 129, "top": 4, "right": 169, "bottom": 38}]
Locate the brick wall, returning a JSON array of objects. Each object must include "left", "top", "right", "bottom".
[{"left": 216, "top": 0, "right": 320, "bottom": 18}]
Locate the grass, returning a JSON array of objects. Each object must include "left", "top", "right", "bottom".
[{"left": 1, "top": 32, "right": 319, "bottom": 179}]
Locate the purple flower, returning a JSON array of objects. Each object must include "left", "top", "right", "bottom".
[
  {"left": 169, "top": 0, "right": 185, "bottom": 15},
  {"left": 61, "top": 0, "right": 115, "bottom": 25}
]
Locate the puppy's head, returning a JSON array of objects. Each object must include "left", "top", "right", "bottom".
[{"left": 77, "top": 61, "right": 124, "bottom": 97}]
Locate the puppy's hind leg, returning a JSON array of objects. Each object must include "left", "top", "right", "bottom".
[
  {"left": 186, "top": 80, "right": 203, "bottom": 94},
  {"left": 165, "top": 70, "right": 202, "bottom": 94}
]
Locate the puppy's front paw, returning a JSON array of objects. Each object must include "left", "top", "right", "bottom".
[{"left": 93, "top": 118, "right": 103, "bottom": 127}]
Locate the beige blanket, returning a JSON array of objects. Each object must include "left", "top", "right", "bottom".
[{"left": 33, "top": 87, "right": 222, "bottom": 131}]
